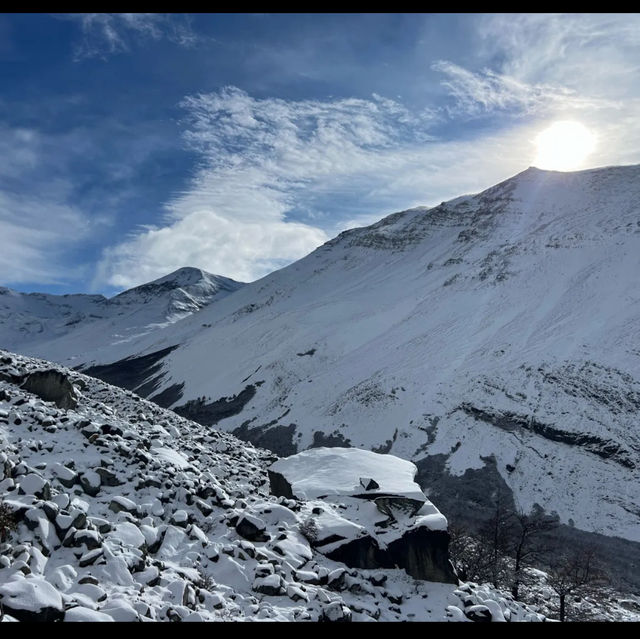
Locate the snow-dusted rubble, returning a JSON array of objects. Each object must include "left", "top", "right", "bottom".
[{"left": 0, "top": 350, "right": 545, "bottom": 622}]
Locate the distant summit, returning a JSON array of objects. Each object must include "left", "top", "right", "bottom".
[{"left": 0, "top": 267, "right": 244, "bottom": 363}]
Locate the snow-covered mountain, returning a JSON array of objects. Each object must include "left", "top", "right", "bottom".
[
  {"left": 0, "top": 267, "right": 243, "bottom": 366},
  {"left": 4, "top": 165, "right": 640, "bottom": 572},
  {"left": 0, "top": 350, "right": 550, "bottom": 622}
]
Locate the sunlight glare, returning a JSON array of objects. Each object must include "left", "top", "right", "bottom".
[{"left": 533, "top": 121, "right": 596, "bottom": 171}]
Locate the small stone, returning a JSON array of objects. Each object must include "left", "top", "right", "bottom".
[
  {"left": 78, "top": 548, "right": 104, "bottom": 567},
  {"left": 79, "top": 470, "right": 102, "bottom": 497},
  {"left": 320, "top": 601, "right": 352, "bottom": 622},
  {"left": 235, "top": 514, "right": 269, "bottom": 542},
  {"left": 18, "top": 473, "right": 50, "bottom": 500},
  {"left": 252, "top": 574, "right": 283, "bottom": 596},
  {"left": 465, "top": 604, "right": 493, "bottom": 622},
  {"left": 109, "top": 496, "right": 138, "bottom": 515},
  {"left": 95, "top": 467, "right": 121, "bottom": 486}
]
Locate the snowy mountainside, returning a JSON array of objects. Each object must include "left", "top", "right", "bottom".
[
  {"left": 4, "top": 165, "right": 640, "bottom": 555},
  {"left": 0, "top": 267, "right": 243, "bottom": 365},
  {"left": 0, "top": 349, "right": 545, "bottom": 622}
]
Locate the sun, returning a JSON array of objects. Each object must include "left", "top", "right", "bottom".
[{"left": 533, "top": 121, "right": 596, "bottom": 171}]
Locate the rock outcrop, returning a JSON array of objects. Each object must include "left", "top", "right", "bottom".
[
  {"left": 21, "top": 369, "right": 78, "bottom": 409},
  {"left": 268, "top": 447, "right": 458, "bottom": 584}
]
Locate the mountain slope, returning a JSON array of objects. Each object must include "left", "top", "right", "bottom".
[
  {"left": 4, "top": 165, "right": 640, "bottom": 557},
  {"left": 0, "top": 267, "right": 243, "bottom": 366}
]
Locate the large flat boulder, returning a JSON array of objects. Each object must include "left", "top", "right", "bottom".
[
  {"left": 269, "top": 447, "right": 426, "bottom": 512},
  {"left": 268, "top": 447, "right": 457, "bottom": 584},
  {"left": 0, "top": 575, "right": 65, "bottom": 622}
]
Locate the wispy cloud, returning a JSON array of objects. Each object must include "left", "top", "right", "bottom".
[
  {"left": 63, "top": 13, "right": 198, "bottom": 60},
  {"left": 0, "top": 190, "right": 93, "bottom": 285},
  {"left": 432, "top": 61, "right": 617, "bottom": 117},
  {"left": 96, "top": 87, "right": 547, "bottom": 289},
  {"left": 476, "top": 13, "right": 640, "bottom": 95},
  {"left": 96, "top": 88, "right": 441, "bottom": 288},
  {"left": 0, "top": 120, "right": 160, "bottom": 288},
  {"left": 428, "top": 14, "right": 640, "bottom": 180},
  {"left": 0, "top": 126, "right": 88, "bottom": 285},
  {"left": 432, "top": 14, "right": 640, "bottom": 119}
]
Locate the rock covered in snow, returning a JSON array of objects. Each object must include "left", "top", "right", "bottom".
[
  {"left": 0, "top": 575, "right": 64, "bottom": 622},
  {"left": 269, "top": 447, "right": 426, "bottom": 507},
  {"left": 269, "top": 448, "right": 455, "bottom": 583}
]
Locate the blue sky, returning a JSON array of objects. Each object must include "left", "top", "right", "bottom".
[{"left": 2, "top": 13, "right": 639, "bottom": 295}]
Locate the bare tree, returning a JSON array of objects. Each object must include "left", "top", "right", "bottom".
[
  {"left": 547, "top": 546, "right": 608, "bottom": 621},
  {"left": 0, "top": 501, "right": 17, "bottom": 542},
  {"left": 508, "top": 507, "right": 558, "bottom": 600},
  {"left": 478, "top": 490, "right": 515, "bottom": 588},
  {"left": 448, "top": 523, "right": 492, "bottom": 583}
]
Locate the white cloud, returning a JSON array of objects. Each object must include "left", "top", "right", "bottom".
[
  {"left": 64, "top": 13, "right": 198, "bottom": 60},
  {"left": 96, "top": 88, "right": 549, "bottom": 289},
  {"left": 96, "top": 89, "right": 442, "bottom": 288},
  {"left": 432, "top": 61, "right": 617, "bottom": 117},
  {"left": 96, "top": 211, "right": 328, "bottom": 288},
  {"left": 433, "top": 14, "right": 640, "bottom": 119},
  {"left": 476, "top": 13, "right": 640, "bottom": 96}
]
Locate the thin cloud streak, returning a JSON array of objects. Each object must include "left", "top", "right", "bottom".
[
  {"left": 61, "top": 13, "right": 198, "bottom": 60},
  {"left": 432, "top": 61, "right": 619, "bottom": 117}
]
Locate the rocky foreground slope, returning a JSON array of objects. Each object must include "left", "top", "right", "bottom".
[{"left": 0, "top": 349, "right": 547, "bottom": 622}]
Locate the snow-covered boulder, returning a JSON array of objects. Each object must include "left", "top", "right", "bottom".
[
  {"left": 0, "top": 575, "right": 65, "bottom": 622},
  {"left": 269, "top": 447, "right": 425, "bottom": 509},
  {"left": 269, "top": 448, "right": 456, "bottom": 583}
]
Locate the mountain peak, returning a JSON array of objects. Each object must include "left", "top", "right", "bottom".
[{"left": 112, "top": 267, "right": 244, "bottom": 302}]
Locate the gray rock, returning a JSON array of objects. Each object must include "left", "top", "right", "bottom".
[
  {"left": 465, "top": 604, "right": 493, "bottom": 622},
  {"left": 109, "top": 496, "right": 138, "bottom": 515},
  {"left": 359, "top": 477, "right": 380, "bottom": 491},
  {"left": 79, "top": 471, "right": 102, "bottom": 497},
  {"left": 326, "top": 528, "right": 457, "bottom": 584},
  {"left": 235, "top": 514, "right": 269, "bottom": 542},
  {"left": 21, "top": 370, "right": 78, "bottom": 410},
  {"left": 73, "top": 529, "right": 102, "bottom": 550},
  {"left": 95, "top": 467, "right": 121, "bottom": 486},
  {"left": 320, "top": 601, "right": 352, "bottom": 622},
  {"left": 78, "top": 548, "right": 103, "bottom": 567}
]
